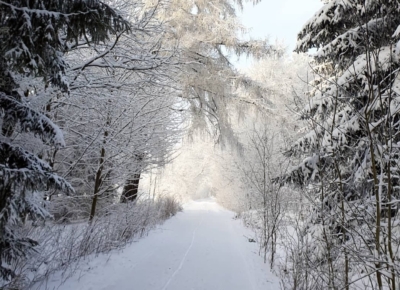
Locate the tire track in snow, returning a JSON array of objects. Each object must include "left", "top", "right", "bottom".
[
  {"left": 230, "top": 220, "right": 257, "bottom": 290},
  {"left": 161, "top": 217, "right": 203, "bottom": 290},
  {"left": 41, "top": 200, "right": 281, "bottom": 290}
]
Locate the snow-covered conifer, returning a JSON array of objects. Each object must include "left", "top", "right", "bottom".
[{"left": 283, "top": 1, "right": 400, "bottom": 288}]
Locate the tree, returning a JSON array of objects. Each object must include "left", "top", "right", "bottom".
[
  {"left": 117, "top": 0, "right": 285, "bottom": 211},
  {"left": 241, "top": 126, "right": 286, "bottom": 267},
  {"left": 54, "top": 79, "right": 181, "bottom": 219},
  {"left": 282, "top": 1, "right": 400, "bottom": 288},
  {"left": 0, "top": 0, "right": 128, "bottom": 280},
  {"left": 49, "top": 2, "right": 182, "bottom": 219},
  {"left": 144, "top": 0, "right": 282, "bottom": 141}
]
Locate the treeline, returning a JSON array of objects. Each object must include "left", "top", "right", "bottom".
[
  {"left": 228, "top": 1, "right": 400, "bottom": 289},
  {"left": 0, "top": 0, "right": 278, "bottom": 288}
]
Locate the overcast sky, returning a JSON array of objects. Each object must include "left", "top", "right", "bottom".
[{"left": 236, "top": 0, "right": 323, "bottom": 67}]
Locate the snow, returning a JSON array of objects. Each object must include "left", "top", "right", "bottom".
[{"left": 41, "top": 198, "right": 279, "bottom": 290}]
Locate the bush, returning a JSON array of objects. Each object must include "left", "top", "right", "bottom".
[
  {"left": 0, "top": 195, "right": 182, "bottom": 290},
  {"left": 156, "top": 194, "right": 183, "bottom": 220}
]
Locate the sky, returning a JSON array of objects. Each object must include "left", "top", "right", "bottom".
[{"left": 236, "top": 0, "right": 323, "bottom": 67}]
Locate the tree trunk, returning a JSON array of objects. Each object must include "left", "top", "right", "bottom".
[
  {"left": 120, "top": 154, "right": 144, "bottom": 203},
  {"left": 120, "top": 172, "right": 141, "bottom": 203},
  {"left": 90, "top": 145, "right": 106, "bottom": 221}
]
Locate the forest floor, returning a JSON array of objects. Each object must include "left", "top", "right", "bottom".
[{"left": 42, "top": 198, "right": 279, "bottom": 290}]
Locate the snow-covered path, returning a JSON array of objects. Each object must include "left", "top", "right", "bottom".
[{"left": 44, "top": 199, "right": 279, "bottom": 290}]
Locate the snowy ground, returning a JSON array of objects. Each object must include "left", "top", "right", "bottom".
[{"left": 41, "top": 198, "right": 280, "bottom": 290}]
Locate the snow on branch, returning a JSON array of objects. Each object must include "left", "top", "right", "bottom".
[
  {"left": 296, "top": 0, "right": 355, "bottom": 52},
  {"left": 296, "top": 0, "right": 400, "bottom": 60},
  {"left": 274, "top": 154, "right": 320, "bottom": 186},
  {"left": 1, "top": 0, "right": 131, "bottom": 91},
  {"left": 232, "top": 39, "right": 284, "bottom": 59},
  {"left": 314, "top": 17, "right": 397, "bottom": 66},
  {"left": 0, "top": 93, "right": 65, "bottom": 147},
  {"left": 0, "top": 141, "right": 74, "bottom": 193}
]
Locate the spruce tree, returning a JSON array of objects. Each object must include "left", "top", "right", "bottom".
[{"left": 284, "top": 1, "right": 400, "bottom": 288}]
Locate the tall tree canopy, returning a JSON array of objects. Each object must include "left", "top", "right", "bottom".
[{"left": 144, "top": 0, "right": 282, "bottom": 140}]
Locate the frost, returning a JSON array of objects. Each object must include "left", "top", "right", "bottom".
[
  {"left": 0, "top": 93, "right": 65, "bottom": 147},
  {"left": 0, "top": 142, "right": 74, "bottom": 193},
  {"left": 286, "top": 1, "right": 400, "bottom": 288}
]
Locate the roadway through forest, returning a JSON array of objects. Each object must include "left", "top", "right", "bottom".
[{"left": 44, "top": 199, "right": 279, "bottom": 290}]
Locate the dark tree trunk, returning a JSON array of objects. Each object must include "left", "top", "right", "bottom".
[
  {"left": 120, "top": 172, "right": 141, "bottom": 203},
  {"left": 89, "top": 146, "right": 105, "bottom": 221},
  {"left": 120, "top": 153, "right": 144, "bottom": 203}
]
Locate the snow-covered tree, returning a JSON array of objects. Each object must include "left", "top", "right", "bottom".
[
  {"left": 0, "top": 0, "right": 128, "bottom": 280},
  {"left": 54, "top": 81, "right": 181, "bottom": 219},
  {"left": 283, "top": 1, "right": 400, "bottom": 288},
  {"left": 143, "top": 0, "right": 283, "bottom": 141},
  {"left": 240, "top": 126, "right": 286, "bottom": 267},
  {"left": 50, "top": 2, "right": 183, "bottom": 219}
]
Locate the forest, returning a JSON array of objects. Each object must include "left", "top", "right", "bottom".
[{"left": 1, "top": 0, "right": 400, "bottom": 289}]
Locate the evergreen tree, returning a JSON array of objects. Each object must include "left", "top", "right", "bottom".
[
  {"left": 284, "top": 1, "right": 400, "bottom": 288},
  {"left": 0, "top": 0, "right": 129, "bottom": 280}
]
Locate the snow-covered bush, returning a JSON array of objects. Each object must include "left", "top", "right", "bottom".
[
  {"left": 0, "top": 194, "right": 182, "bottom": 289},
  {"left": 156, "top": 194, "right": 183, "bottom": 220}
]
